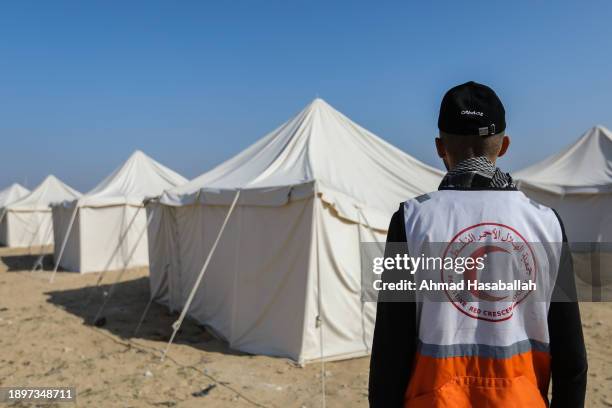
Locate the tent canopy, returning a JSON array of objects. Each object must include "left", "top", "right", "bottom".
[
  {"left": 514, "top": 125, "right": 612, "bottom": 194},
  {"left": 7, "top": 175, "right": 81, "bottom": 212},
  {"left": 74, "top": 150, "right": 188, "bottom": 207},
  {"left": 160, "top": 98, "right": 443, "bottom": 229},
  {"left": 0, "top": 183, "right": 30, "bottom": 207}
]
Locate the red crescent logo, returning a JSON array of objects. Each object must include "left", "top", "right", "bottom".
[
  {"left": 464, "top": 245, "right": 509, "bottom": 301},
  {"left": 441, "top": 223, "right": 537, "bottom": 322}
]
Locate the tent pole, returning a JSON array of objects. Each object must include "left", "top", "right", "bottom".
[
  {"left": 50, "top": 204, "right": 79, "bottom": 283},
  {"left": 91, "top": 207, "right": 155, "bottom": 325},
  {"left": 161, "top": 189, "right": 241, "bottom": 362}
]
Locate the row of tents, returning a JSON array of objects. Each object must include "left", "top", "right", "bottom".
[{"left": 0, "top": 98, "right": 610, "bottom": 363}]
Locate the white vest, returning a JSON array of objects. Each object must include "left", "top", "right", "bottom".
[{"left": 403, "top": 190, "right": 562, "bottom": 354}]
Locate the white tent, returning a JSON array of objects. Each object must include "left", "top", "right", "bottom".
[
  {"left": 52, "top": 150, "right": 187, "bottom": 274},
  {"left": 0, "top": 176, "right": 81, "bottom": 248},
  {"left": 147, "top": 99, "right": 443, "bottom": 363},
  {"left": 0, "top": 183, "right": 30, "bottom": 208},
  {"left": 514, "top": 125, "right": 612, "bottom": 243},
  {"left": 0, "top": 183, "right": 31, "bottom": 245}
]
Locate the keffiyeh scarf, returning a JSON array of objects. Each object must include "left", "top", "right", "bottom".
[{"left": 439, "top": 156, "right": 515, "bottom": 190}]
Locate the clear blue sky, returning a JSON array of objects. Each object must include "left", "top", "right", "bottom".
[{"left": 1, "top": 1, "right": 611, "bottom": 191}]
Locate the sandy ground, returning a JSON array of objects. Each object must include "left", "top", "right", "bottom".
[
  {"left": 0, "top": 247, "right": 367, "bottom": 408},
  {"left": 0, "top": 246, "right": 610, "bottom": 407}
]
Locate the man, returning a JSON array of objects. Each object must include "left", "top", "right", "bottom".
[{"left": 368, "top": 82, "right": 587, "bottom": 407}]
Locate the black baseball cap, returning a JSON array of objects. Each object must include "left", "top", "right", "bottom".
[{"left": 438, "top": 81, "right": 506, "bottom": 137}]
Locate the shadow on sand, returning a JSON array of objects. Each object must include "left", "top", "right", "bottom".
[
  {"left": 1, "top": 252, "right": 55, "bottom": 272},
  {"left": 44, "top": 275, "right": 246, "bottom": 357}
]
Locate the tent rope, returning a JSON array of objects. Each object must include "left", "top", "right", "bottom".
[
  {"left": 79, "top": 205, "right": 144, "bottom": 310},
  {"left": 0, "top": 207, "right": 7, "bottom": 225},
  {"left": 93, "top": 205, "right": 143, "bottom": 288},
  {"left": 50, "top": 204, "right": 79, "bottom": 283},
  {"left": 91, "top": 208, "right": 155, "bottom": 324},
  {"left": 161, "top": 189, "right": 241, "bottom": 362},
  {"left": 25, "top": 212, "right": 46, "bottom": 256},
  {"left": 31, "top": 219, "right": 54, "bottom": 273},
  {"left": 134, "top": 252, "right": 167, "bottom": 336},
  {"left": 133, "top": 295, "right": 154, "bottom": 337}
]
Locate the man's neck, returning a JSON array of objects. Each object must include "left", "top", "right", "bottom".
[{"left": 438, "top": 156, "right": 515, "bottom": 190}]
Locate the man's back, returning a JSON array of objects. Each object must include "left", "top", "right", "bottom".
[
  {"left": 402, "top": 189, "right": 561, "bottom": 407},
  {"left": 369, "top": 185, "right": 587, "bottom": 407}
]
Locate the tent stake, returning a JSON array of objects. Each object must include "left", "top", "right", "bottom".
[{"left": 161, "top": 189, "right": 241, "bottom": 362}]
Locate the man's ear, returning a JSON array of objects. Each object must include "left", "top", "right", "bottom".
[
  {"left": 497, "top": 135, "right": 510, "bottom": 158},
  {"left": 435, "top": 137, "right": 446, "bottom": 159}
]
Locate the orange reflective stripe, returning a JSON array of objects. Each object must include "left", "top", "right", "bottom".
[{"left": 404, "top": 350, "right": 550, "bottom": 407}]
